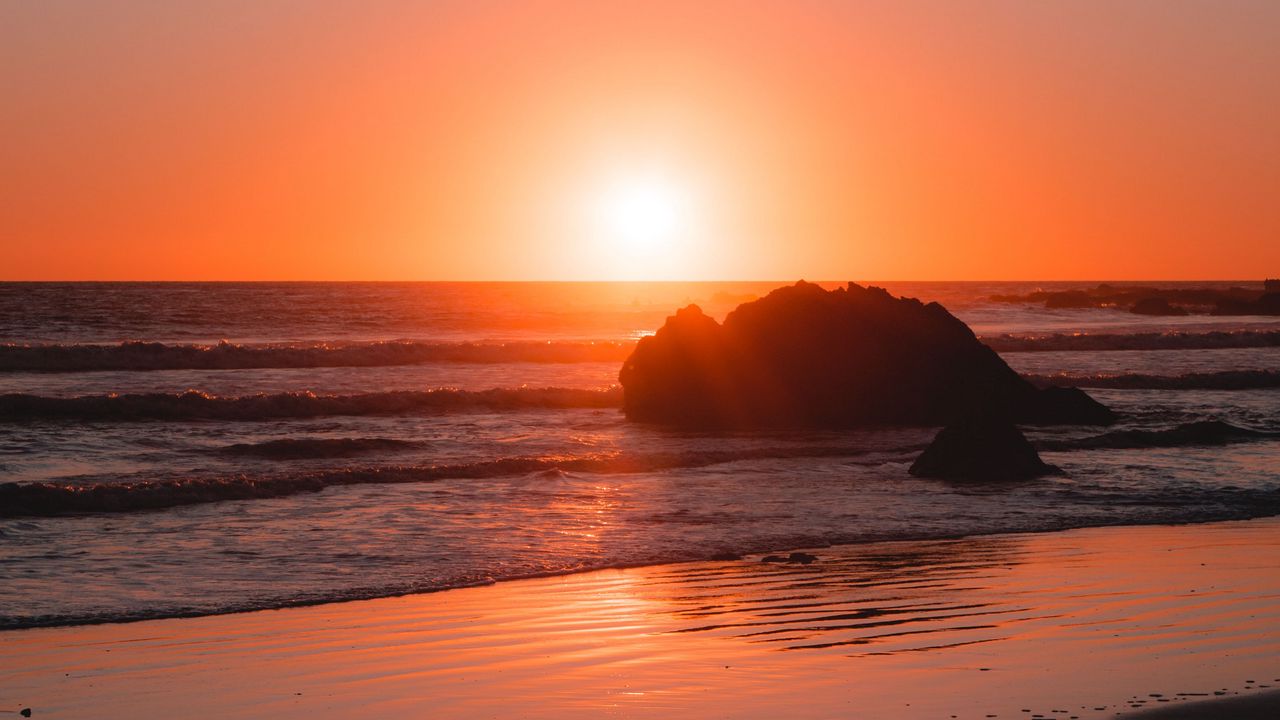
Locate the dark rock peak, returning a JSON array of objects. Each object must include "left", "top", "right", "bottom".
[{"left": 909, "top": 417, "right": 1059, "bottom": 481}]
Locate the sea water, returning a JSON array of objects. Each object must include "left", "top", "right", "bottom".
[{"left": 1, "top": 281, "right": 1277, "bottom": 628}]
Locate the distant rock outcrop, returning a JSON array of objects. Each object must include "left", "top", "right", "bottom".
[
  {"left": 991, "top": 282, "right": 1275, "bottom": 315},
  {"left": 619, "top": 282, "right": 1114, "bottom": 428},
  {"left": 1130, "top": 297, "right": 1188, "bottom": 316},
  {"left": 1212, "top": 293, "right": 1280, "bottom": 316},
  {"left": 909, "top": 417, "right": 1058, "bottom": 481}
]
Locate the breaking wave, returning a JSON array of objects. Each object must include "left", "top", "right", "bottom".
[
  {"left": 0, "top": 387, "right": 623, "bottom": 422},
  {"left": 11, "top": 418, "right": 1276, "bottom": 517},
  {"left": 6, "top": 331, "right": 1279, "bottom": 374},
  {"left": 0, "top": 339, "right": 637, "bottom": 372},
  {"left": 1025, "top": 370, "right": 1280, "bottom": 390},
  {"left": 217, "top": 437, "right": 423, "bottom": 459},
  {"left": 983, "top": 330, "right": 1280, "bottom": 353},
  {"left": 0, "top": 444, "right": 911, "bottom": 517},
  {"left": 5, "top": 369, "right": 1274, "bottom": 423},
  {"left": 1040, "top": 421, "right": 1279, "bottom": 451}
]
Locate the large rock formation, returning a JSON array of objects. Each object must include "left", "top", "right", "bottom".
[{"left": 619, "top": 281, "right": 1114, "bottom": 428}]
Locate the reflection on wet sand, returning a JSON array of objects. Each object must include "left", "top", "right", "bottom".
[
  {"left": 658, "top": 535, "right": 1032, "bottom": 654},
  {"left": 4, "top": 520, "right": 1279, "bottom": 719}
]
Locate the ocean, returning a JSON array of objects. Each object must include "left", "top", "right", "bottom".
[{"left": 1, "top": 281, "right": 1278, "bottom": 629}]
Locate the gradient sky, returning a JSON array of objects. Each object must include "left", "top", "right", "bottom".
[{"left": 2, "top": 0, "right": 1278, "bottom": 280}]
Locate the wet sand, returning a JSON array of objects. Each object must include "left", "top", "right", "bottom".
[{"left": 3, "top": 518, "right": 1279, "bottom": 719}]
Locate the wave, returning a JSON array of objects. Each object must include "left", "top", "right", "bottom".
[
  {"left": 0, "top": 387, "right": 622, "bottom": 422},
  {"left": 8, "top": 502, "right": 1280, "bottom": 630},
  {"left": 218, "top": 437, "right": 422, "bottom": 459},
  {"left": 1024, "top": 370, "right": 1280, "bottom": 390},
  {"left": 10, "top": 417, "right": 1272, "bottom": 517},
  {"left": 5, "top": 366, "right": 1274, "bottom": 423},
  {"left": 6, "top": 332, "right": 1277, "bottom": 374},
  {"left": 0, "top": 444, "right": 909, "bottom": 518},
  {"left": 982, "top": 330, "right": 1280, "bottom": 353},
  {"left": 1039, "top": 421, "right": 1279, "bottom": 451},
  {"left": 0, "top": 339, "right": 637, "bottom": 372}
]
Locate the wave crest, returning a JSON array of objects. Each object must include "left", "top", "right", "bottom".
[
  {"left": 983, "top": 330, "right": 1280, "bottom": 352},
  {"left": 0, "top": 387, "right": 622, "bottom": 422},
  {"left": 218, "top": 437, "right": 422, "bottom": 459},
  {"left": 1040, "top": 421, "right": 1277, "bottom": 451},
  {"left": 0, "top": 444, "right": 904, "bottom": 517},
  {"left": 1025, "top": 370, "right": 1280, "bottom": 390},
  {"left": 0, "top": 339, "right": 636, "bottom": 372}
]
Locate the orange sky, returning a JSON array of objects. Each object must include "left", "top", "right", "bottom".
[{"left": 2, "top": 1, "right": 1278, "bottom": 281}]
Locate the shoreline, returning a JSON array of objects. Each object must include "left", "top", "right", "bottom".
[
  {"left": 6, "top": 513, "right": 1280, "bottom": 632},
  {"left": 5, "top": 517, "right": 1279, "bottom": 718},
  {"left": 1123, "top": 690, "right": 1280, "bottom": 719}
]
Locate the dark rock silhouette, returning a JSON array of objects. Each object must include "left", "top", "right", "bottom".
[
  {"left": 1212, "top": 292, "right": 1280, "bottom": 316},
  {"left": 1130, "top": 297, "right": 1187, "bottom": 316},
  {"left": 1043, "top": 290, "right": 1095, "bottom": 309},
  {"left": 619, "top": 282, "right": 1114, "bottom": 427},
  {"left": 1020, "top": 386, "right": 1116, "bottom": 423},
  {"left": 709, "top": 551, "right": 744, "bottom": 561},
  {"left": 761, "top": 552, "right": 818, "bottom": 564},
  {"left": 909, "top": 417, "right": 1058, "bottom": 481},
  {"left": 991, "top": 283, "right": 1273, "bottom": 315}
]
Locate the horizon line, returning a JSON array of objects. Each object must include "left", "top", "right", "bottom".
[{"left": 0, "top": 278, "right": 1271, "bottom": 284}]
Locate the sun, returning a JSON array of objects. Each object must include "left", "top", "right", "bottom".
[
  {"left": 593, "top": 174, "right": 690, "bottom": 253},
  {"left": 570, "top": 164, "right": 711, "bottom": 278}
]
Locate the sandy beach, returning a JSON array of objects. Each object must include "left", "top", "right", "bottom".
[{"left": 4, "top": 517, "right": 1278, "bottom": 719}]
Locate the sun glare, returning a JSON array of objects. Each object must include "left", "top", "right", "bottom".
[
  {"left": 570, "top": 162, "right": 713, "bottom": 278},
  {"left": 594, "top": 175, "right": 690, "bottom": 253}
]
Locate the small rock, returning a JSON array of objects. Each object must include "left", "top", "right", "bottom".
[
  {"left": 761, "top": 552, "right": 818, "bottom": 564},
  {"left": 910, "top": 416, "right": 1058, "bottom": 481},
  {"left": 1131, "top": 297, "right": 1187, "bottom": 316}
]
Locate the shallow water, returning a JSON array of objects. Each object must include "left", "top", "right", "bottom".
[{"left": 1, "top": 281, "right": 1277, "bottom": 628}]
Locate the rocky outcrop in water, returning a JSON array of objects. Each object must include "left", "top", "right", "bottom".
[
  {"left": 1212, "top": 293, "right": 1280, "bottom": 316},
  {"left": 909, "top": 417, "right": 1058, "bottom": 481},
  {"left": 990, "top": 282, "right": 1278, "bottom": 316},
  {"left": 1130, "top": 297, "right": 1188, "bottom": 316},
  {"left": 619, "top": 282, "right": 1114, "bottom": 428}
]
